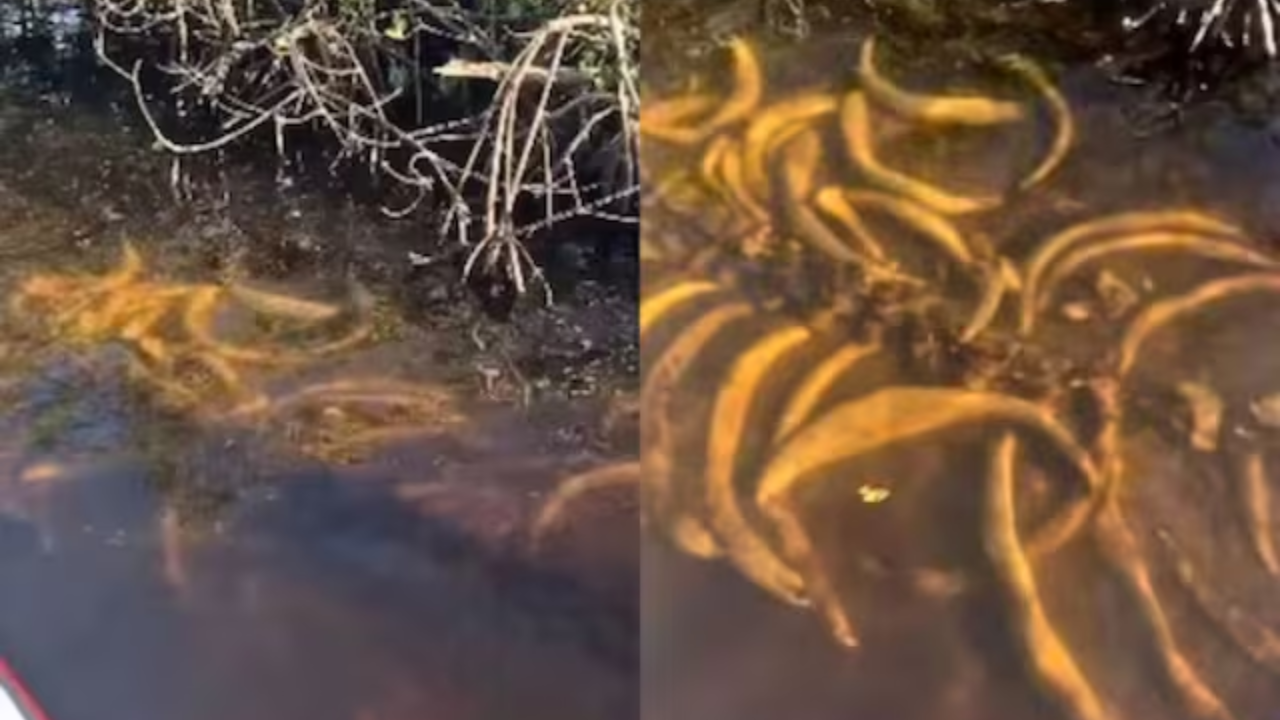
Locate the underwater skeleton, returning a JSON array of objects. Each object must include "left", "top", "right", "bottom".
[{"left": 550, "top": 33, "right": 1280, "bottom": 720}]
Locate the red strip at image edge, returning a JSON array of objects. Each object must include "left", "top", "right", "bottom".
[{"left": 0, "top": 659, "right": 51, "bottom": 720}]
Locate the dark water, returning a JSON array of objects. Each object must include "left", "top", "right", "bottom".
[
  {"left": 0, "top": 347, "right": 637, "bottom": 720},
  {"left": 0, "top": 465, "right": 635, "bottom": 720},
  {"left": 642, "top": 7, "right": 1280, "bottom": 720}
]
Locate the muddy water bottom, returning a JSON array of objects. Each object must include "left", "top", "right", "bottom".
[
  {"left": 0, "top": 346, "right": 636, "bottom": 720},
  {"left": 0, "top": 420, "right": 636, "bottom": 720}
]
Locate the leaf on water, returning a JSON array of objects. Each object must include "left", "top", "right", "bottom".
[
  {"left": 857, "top": 483, "right": 890, "bottom": 503},
  {"left": 383, "top": 12, "right": 410, "bottom": 41},
  {"left": 1095, "top": 269, "right": 1140, "bottom": 319}
]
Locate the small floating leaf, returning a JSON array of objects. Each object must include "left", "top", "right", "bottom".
[
  {"left": 857, "top": 483, "right": 891, "bottom": 504},
  {"left": 384, "top": 12, "right": 410, "bottom": 40}
]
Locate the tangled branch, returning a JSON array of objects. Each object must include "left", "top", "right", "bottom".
[{"left": 90, "top": 0, "right": 639, "bottom": 297}]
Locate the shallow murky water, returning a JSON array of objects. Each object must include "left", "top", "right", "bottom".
[
  {"left": 0, "top": 298, "right": 637, "bottom": 720},
  {"left": 0, "top": 48, "right": 639, "bottom": 720},
  {"left": 643, "top": 9, "right": 1280, "bottom": 720},
  {"left": 0, "top": 444, "right": 636, "bottom": 720}
]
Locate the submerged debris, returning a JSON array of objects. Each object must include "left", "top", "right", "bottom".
[
  {"left": 1095, "top": 269, "right": 1141, "bottom": 319},
  {"left": 1061, "top": 300, "right": 1093, "bottom": 323},
  {"left": 1175, "top": 380, "right": 1224, "bottom": 452},
  {"left": 1250, "top": 392, "right": 1280, "bottom": 429}
]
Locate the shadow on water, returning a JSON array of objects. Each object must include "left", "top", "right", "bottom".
[{"left": 643, "top": 4, "right": 1280, "bottom": 720}]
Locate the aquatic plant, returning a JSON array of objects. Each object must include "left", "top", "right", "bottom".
[{"left": 558, "top": 31, "right": 1280, "bottom": 720}]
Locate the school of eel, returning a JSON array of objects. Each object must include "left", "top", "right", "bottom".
[
  {"left": 537, "top": 33, "right": 1280, "bottom": 720},
  {"left": 5, "top": 243, "right": 479, "bottom": 458}
]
